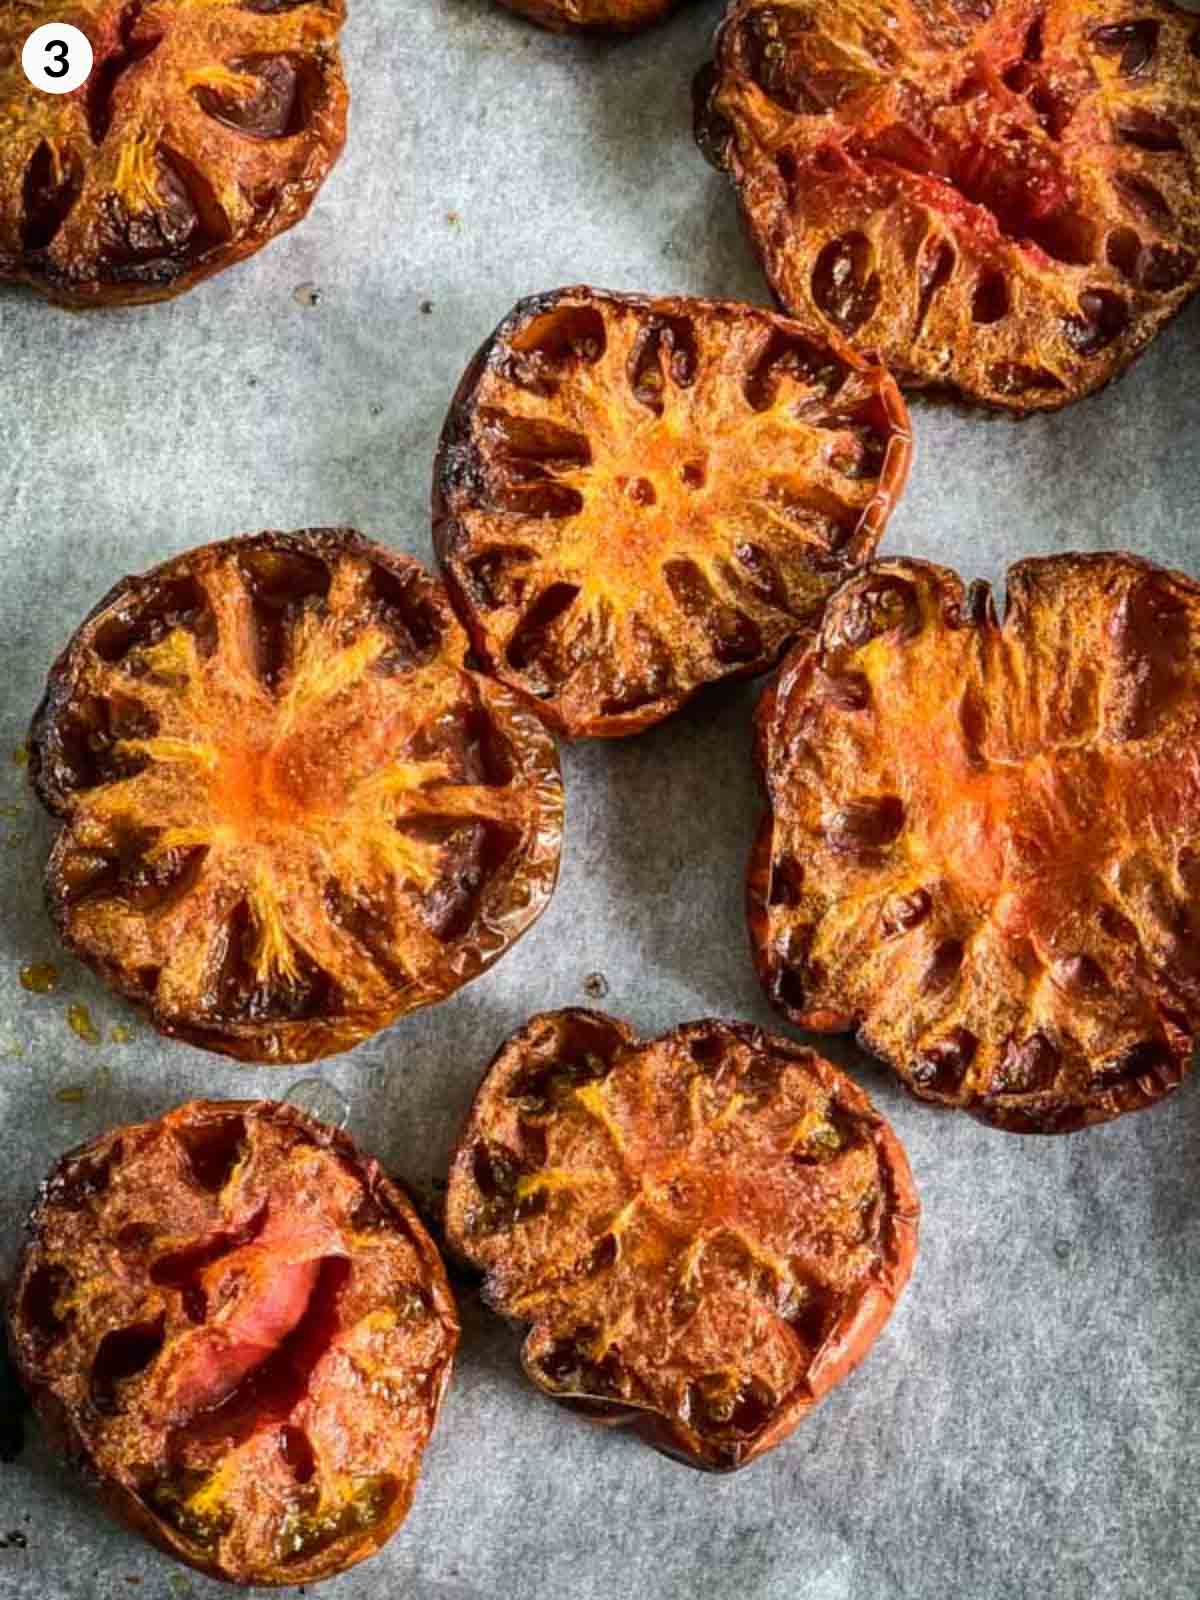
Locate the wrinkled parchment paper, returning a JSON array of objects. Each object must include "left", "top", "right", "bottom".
[{"left": 1, "top": 2, "right": 1198, "bottom": 1596}]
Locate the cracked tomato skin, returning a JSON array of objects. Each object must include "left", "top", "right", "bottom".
[
  {"left": 29, "top": 528, "right": 564, "bottom": 1064},
  {"left": 445, "top": 1010, "right": 918, "bottom": 1471},
  {"left": 6, "top": 1099, "right": 459, "bottom": 1586},
  {"left": 698, "top": 0, "right": 1200, "bottom": 413},
  {"left": 494, "top": 0, "right": 683, "bottom": 31},
  {"left": 433, "top": 286, "right": 912, "bottom": 739},
  {"left": 749, "top": 553, "right": 1200, "bottom": 1134},
  {"left": 0, "top": 0, "right": 347, "bottom": 307}
]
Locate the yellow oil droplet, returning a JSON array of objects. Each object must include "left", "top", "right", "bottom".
[
  {"left": 110, "top": 1023, "right": 134, "bottom": 1044},
  {"left": 12, "top": 744, "right": 28, "bottom": 769},
  {"left": 67, "top": 1004, "right": 101, "bottom": 1045},
  {"left": 20, "top": 962, "right": 59, "bottom": 995},
  {"left": 55, "top": 1085, "right": 86, "bottom": 1105}
]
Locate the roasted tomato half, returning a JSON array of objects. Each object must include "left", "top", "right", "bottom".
[
  {"left": 492, "top": 0, "right": 682, "bottom": 30},
  {"left": 0, "top": 0, "right": 347, "bottom": 307},
  {"left": 434, "top": 287, "right": 912, "bottom": 738},
  {"left": 29, "top": 528, "right": 564, "bottom": 1063},
  {"left": 698, "top": 0, "right": 1200, "bottom": 413},
  {"left": 445, "top": 1010, "right": 918, "bottom": 1471},
  {"left": 6, "top": 1099, "right": 459, "bottom": 1586},
  {"left": 750, "top": 553, "right": 1200, "bottom": 1133}
]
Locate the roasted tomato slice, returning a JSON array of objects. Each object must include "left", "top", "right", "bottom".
[
  {"left": 445, "top": 1010, "right": 918, "bottom": 1471},
  {"left": 492, "top": 0, "right": 682, "bottom": 30},
  {"left": 0, "top": 0, "right": 346, "bottom": 307},
  {"left": 6, "top": 1099, "right": 459, "bottom": 1585},
  {"left": 750, "top": 553, "right": 1200, "bottom": 1133},
  {"left": 699, "top": 0, "right": 1200, "bottom": 413},
  {"left": 434, "top": 287, "right": 912, "bottom": 739},
  {"left": 29, "top": 528, "right": 564, "bottom": 1063}
]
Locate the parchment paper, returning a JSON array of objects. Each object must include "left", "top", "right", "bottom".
[{"left": 1, "top": 2, "right": 1198, "bottom": 1596}]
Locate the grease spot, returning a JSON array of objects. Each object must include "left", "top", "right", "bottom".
[
  {"left": 19, "top": 962, "right": 59, "bottom": 995},
  {"left": 67, "top": 1004, "right": 101, "bottom": 1045}
]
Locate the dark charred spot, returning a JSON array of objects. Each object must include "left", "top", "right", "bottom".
[
  {"left": 536, "top": 1329, "right": 629, "bottom": 1402},
  {"left": 19, "top": 1263, "right": 72, "bottom": 1353},
  {"left": 920, "top": 939, "right": 965, "bottom": 996},
  {"left": 736, "top": 7, "right": 829, "bottom": 113},
  {"left": 1052, "top": 954, "right": 1108, "bottom": 995},
  {"left": 911, "top": 1028, "right": 977, "bottom": 1094},
  {"left": 1090, "top": 19, "right": 1159, "bottom": 76},
  {"left": 824, "top": 794, "right": 905, "bottom": 857},
  {"left": 830, "top": 574, "right": 921, "bottom": 651},
  {"left": 174, "top": 1113, "right": 247, "bottom": 1195},
  {"left": 811, "top": 233, "right": 882, "bottom": 336},
  {"left": 503, "top": 303, "right": 607, "bottom": 397},
  {"left": 91, "top": 1314, "right": 166, "bottom": 1413},
  {"left": 993, "top": 1030, "right": 1060, "bottom": 1094},
  {"left": 971, "top": 266, "right": 1010, "bottom": 325},
  {"left": 816, "top": 670, "right": 870, "bottom": 711},
  {"left": 988, "top": 363, "right": 1067, "bottom": 398},
  {"left": 744, "top": 328, "right": 846, "bottom": 411},
  {"left": 1063, "top": 290, "right": 1130, "bottom": 357},
  {"left": 682, "top": 1372, "right": 775, "bottom": 1443},
  {"left": 768, "top": 853, "right": 805, "bottom": 908},
  {"left": 1092, "top": 1039, "right": 1179, "bottom": 1088},
  {"left": 881, "top": 888, "right": 932, "bottom": 937},
  {"left": 1099, "top": 905, "right": 1138, "bottom": 944}
]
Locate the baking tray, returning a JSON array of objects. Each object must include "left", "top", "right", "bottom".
[{"left": 1, "top": 1, "right": 1199, "bottom": 1596}]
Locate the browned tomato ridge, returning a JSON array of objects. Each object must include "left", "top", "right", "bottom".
[
  {"left": 446, "top": 1010, "right": 919, "bottom": 1470},
  {"left": 698, "top": 0, "right": 1200, "bottom": 413},
  {"left": 0, "top": 0, "right": 347, "bottom": 307},
  {"left": 750, "top": 552, "right": 1200, "bottom": 1134},
  {"left": 494, "top": 0, "right": 682, "bottom": 31},
  {"left": 29, "top": 528, "right": 564, "bottom": 1063},
  {"left": 434, "top": 286, "right": 912, "bottom": 739},
  {"left": 6, "top": 1099, "right": 459, "bottom": 1586}
]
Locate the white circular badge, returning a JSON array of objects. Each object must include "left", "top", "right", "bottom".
[{"left": 21, "top": 23, "right": 94, "bottom": 95}]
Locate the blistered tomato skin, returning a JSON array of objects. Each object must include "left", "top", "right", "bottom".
[
  {"left": 445, "top": 1010, "right": 919, "bottom": 1471},
  {"left": 0, "top": 0, "right": 347, "bottom": 308},
  {"left": 6, "top": 1100, "right": 459, "bottom": 1586},
  {"left": 434, "top": 286, "right": 912, "bottom": 739},
  {"left": 750, "top": 553, "right": 1200, "bottom": 1134},
  {"left": 700, "top": 0, "right": 1200, "bottom": 414},
  {"left": 29, "top": 528, "right": 564, "bottom": 1064}
]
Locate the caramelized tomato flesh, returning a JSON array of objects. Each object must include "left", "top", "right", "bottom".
[
  {"left": 435, "top": 286, "right": 911, "bottom": 738},
  {"left": 701, "top": 0, "right": 1200, "bottom": 411},
  {"left": 30, "top": 528, "right": 564, "bottom": 1062},
  {"left": 446, "top": 1009, "right": 919, "bottom": 1470},
  {"left": 0, "top": 0, "right": 347, "bottom": 306},
  {"left": 6, "top": 1100, "right": 459, "bottom": 1585},
  {"left": 750, "top": 553, "right": 1199, "bottom": 1132}
]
